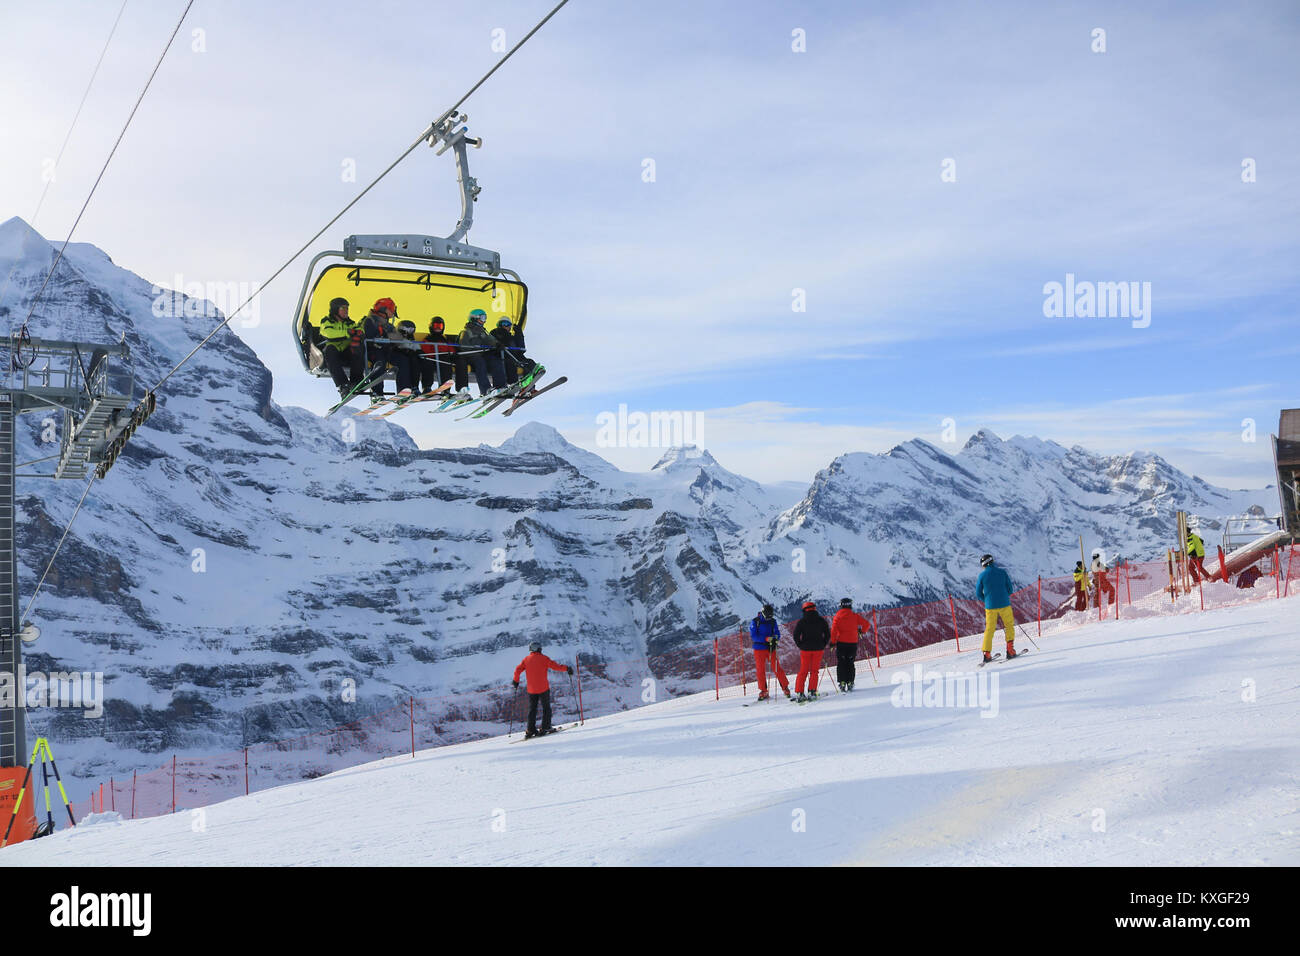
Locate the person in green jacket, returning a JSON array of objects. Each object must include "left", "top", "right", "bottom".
[
  {"left": 1187, "top": 529, "right": 1208, "bottom": 582},
  {"left": 319, "top": 297, "right": 364, "bottom": 397}
]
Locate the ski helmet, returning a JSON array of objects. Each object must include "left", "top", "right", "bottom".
[
  {"left": 839, "top": 597, "right": 852, "bottom": 609},
  {"left": 529, "top": 641, "right": 542, "bottom": 653},
  {"left": 373, "top": 297, "right": 398, "bottom": 316},
  {"left": 328, "top": 297, "right": 349, "bottom": 318},
  {"left": 802, "top": 600, "right": 817, "bottom": 612},
  {"left": 397, "top": 320, "right": 416, "bottom": 338},
  {"left": 468, "top": 308, "right": 487, "bottom": 325},
  {"left": 761, "top": 603, "right": 774, "bottom": 618},
  {"left": 980, "top": 554, "right": 994, "bottom": 567},
  {"left": 497, "top": 317, "right": 512, "bottom": 330},
  {"left": 430, "top": 316, "right": 445, "bottom": 332}
]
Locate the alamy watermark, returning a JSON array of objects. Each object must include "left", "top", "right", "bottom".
[
  {"left": 596, "top": 404, "right": 705, "bottom": 448},
  {"left": 152, "top": 274, "right": 260, "bottom": 328},
  {"left": 1042, "top": 273, "right": 1151, "bottom": 328},
  {"left": 890, "top": 664, "right": 999, "bottom": 718},
  {"left": 0, "top": 667, "right": 103, "bottom": 719}
]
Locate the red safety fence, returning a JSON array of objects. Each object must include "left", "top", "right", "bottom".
[{"left": 71, "top": 545, "right": 1297, "bottom": 821}]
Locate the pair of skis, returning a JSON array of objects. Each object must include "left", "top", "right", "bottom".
[
  {"left": 509, "top": 726, "right": 566, "bottom": 744},
  {"left": 431, "top": 369, "right": 568, "bottom": 421},
  {"left": 977, "top": 648, "right": 1030, "bottom": 668}
]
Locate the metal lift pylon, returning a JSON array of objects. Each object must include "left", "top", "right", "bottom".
[{"left": 1, "top": 333, "right": 150, "bottom": 772}]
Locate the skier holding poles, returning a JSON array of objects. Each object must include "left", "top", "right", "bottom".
[
  {"left": 748, "top": 604, "right": 791, "bottom": 700},
  {"left": 830, "top": 597, "right": 871, "bottom": 692},
  {"left": 512, "top": 641, "right": 572, "bottom": 739},
  {"left": 976, "top": 553, "right": 1018, "bottom": 663}
]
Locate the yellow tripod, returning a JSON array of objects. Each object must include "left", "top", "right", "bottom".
[{"left": 2, "top": 737, "right": 76, "bottom": 847}]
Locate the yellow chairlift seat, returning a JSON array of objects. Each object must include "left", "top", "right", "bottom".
[{"left": 295, "top": 262, "right": 527, "bottom": 376}]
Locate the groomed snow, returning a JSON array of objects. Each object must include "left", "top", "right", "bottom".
[{"left": 4, "top": 594, "right": 1297, "bottom": 866}]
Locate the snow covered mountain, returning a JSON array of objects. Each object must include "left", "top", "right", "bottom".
[{"left": 0, "top": 217, "right": 1276, "bottom": 784}]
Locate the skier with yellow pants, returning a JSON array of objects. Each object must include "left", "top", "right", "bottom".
[{"left": 976, "top": 553, "right": 1018, "bottom": 663}]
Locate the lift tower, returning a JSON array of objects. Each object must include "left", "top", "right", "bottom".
[{"left": 0, "top": 334, "right": 148, "bottom": 769}]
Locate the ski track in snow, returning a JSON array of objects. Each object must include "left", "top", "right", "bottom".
[{"left": 4, "top": 594, "right": 1297, "bottom": 866}]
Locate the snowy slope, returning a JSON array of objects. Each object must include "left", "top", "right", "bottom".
[
  {"left": 0, "top": 216, "right": 1278, "bottom": 789},
  {"left": 5, "top": 595, "right": 1296, "bottom": 866}
]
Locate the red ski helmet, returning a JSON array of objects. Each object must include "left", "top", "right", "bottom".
[
  {"left": 802, "top": 601, "right": 816, "bottom": 612},
  {"left": 373, "top": 297, "right": 398, "bottom": 316}
]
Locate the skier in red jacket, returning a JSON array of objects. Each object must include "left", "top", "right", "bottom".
[
  {"left": 512, "top": 641, "right": 571, "bottom": 738},
  {"left": 830, "top": 597, "right": 871, "bottom": 692}
]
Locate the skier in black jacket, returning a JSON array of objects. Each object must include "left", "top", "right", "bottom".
[
  {"left": 490, "top": 317, "right": 537, "bottom": 387},
  {"left": 792, "top": 601, "right": 831, "bottom": 701}
]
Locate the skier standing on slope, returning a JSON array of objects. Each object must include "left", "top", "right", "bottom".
[
  {"left": 748, "top": 604, "right": 791, "bottom": 700},
  {"left": 1091, "top": 550, "right": 1116, "bottom": 606},
  {"left": 976, "top": 554, "right": 1018, "bottom": 663},
  {"left": 830, "top": 597, "right": 871, "bottom": 691},
  {"left": 512, "top": 641, "right": 572, "bottom": 739},
  {"left": 1072, "top": 561, "right": 1090, "bottom": 611},
  {"left": 1186, "top": 529, "right": 1208, "bottom": 583},
  {"left": 792, "top": 601, "right": 831, "bottom": 701}
]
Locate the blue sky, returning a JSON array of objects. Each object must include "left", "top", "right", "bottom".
[{"left": 2, "top": 0, "right": 1297, "bottom": 488}]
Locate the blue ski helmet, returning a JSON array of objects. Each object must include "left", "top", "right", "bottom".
[{"left": 468, "top": 308, "right": 488, "bottom": 325}]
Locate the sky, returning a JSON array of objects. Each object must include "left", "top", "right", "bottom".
[{"left": 1, "top": 0, "right": 1297, "bottom": 491}]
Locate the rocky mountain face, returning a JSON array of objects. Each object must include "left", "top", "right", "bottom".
[{"left": 0, "top": 218, "right": 1274, "bottom": 783}]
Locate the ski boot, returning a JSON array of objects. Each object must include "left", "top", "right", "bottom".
[
  {"left": 846, "top": 683, "right": 854, "bottom": 692},
  {"left": 524, "top": 729, "right": 538, "bottom": 739},
  {"left": 756, "top": 690, "right": 769, "bottom": 701},
  {"left": 783, "top": 687, "right": 792, "bottom": 699},
  {"left": 1006, "top": 643, "right": 1018, "bottom": 659},
  {"left": 982, "top": 650, "right": 994, "bottom": 664}
]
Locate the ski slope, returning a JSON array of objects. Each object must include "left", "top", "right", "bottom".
[{"left": 4, "top": 595, "right": 1297, "bottom": 866}]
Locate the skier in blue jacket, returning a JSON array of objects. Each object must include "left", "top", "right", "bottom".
[
  {"left": 748, "top": 604, "right": 791, "bottom": 700},
  {"left": 975, "top": 554, "right": 1018, "bottom": 662}
]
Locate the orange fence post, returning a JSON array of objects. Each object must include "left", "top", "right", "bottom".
[
  {"left": 1037, "top": 576, "right": 1042, "bottom": 637},
  {"left": 714, "top": 638, "right": 719, "bottom": 700},
  {"left": 170, "top": 756, "right": 176, "bottom": 814},
  {"left": 1125, "top": 561, "right": 1132, "bottom": 605},
  {"left": 948, "top": 596, "right": 961, "bottom": 653},
  {"left": 1286, "top": 545, "right": 1295, "bottom": 597},
  {"left": 1198, "top": 572, "right": 1204, "bottom": 611},
  {"left": 739, "top": 633, "right": 747, "bottom": 696},
  {"left": 575, "top": 655, "right": 584, "bottom": 725},
  {"left": 1217, "top": 546, "right": 1229, "bottom": 583},
  {"left": 1276, "top": 546, "right": 1282, "bottom": 599},
  {"left": 873, "top": 609, "right": 880, "bottom": 666},
  {"left": 109, "top": 778, "right": 115, "bottom": 813},
  {"left": 131, "top": 770, "right": 136, "bottom": 820}
]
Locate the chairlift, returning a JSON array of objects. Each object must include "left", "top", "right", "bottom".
[{"left": 291, "top": 113, "right": 528, "bottom": 381}]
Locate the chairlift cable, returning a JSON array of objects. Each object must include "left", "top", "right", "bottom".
[
  {"left": 20, "top": 475, "right": 98, "bottom": 627},
  {"left": 0, "top": 0, "right": 131, "bottom": 322},
  {"left": 17, "top": 0, "right": 196, "bottom": 338},
  {"left": 150, "top": 0, "right": 571, "bottom": 395}
]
